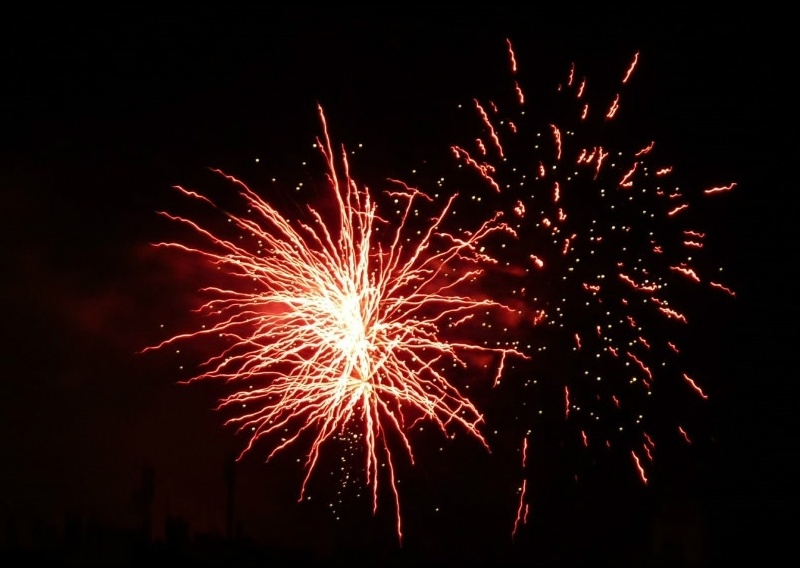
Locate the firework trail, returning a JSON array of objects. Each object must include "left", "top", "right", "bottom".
[
  {"left": 143, "top": 105, "right": 526, "bottom": 541},
  {"left": 445, "top": 40, "right": 735, "bottom": 534}
]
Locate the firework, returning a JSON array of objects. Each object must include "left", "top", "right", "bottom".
[
  {"left": 444, "top": 41, "right": 735, "bottom": 534},
  {"left": 143, "top": 105, "right": 526, "bottom": 541}
]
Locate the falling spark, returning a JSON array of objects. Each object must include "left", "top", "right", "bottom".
[
  {"left": 631, "top": 450, "right": 648, "bottom": 485},
  {"left": 682, "top": 373, "right": 710, "bottom": 400},
  {"left": 512, "top": 436, "right": 530, "bottom": 538},
  {"left": 143, "top": 105, "right": 527, "bottom": 541},
  {"left": 512, "top": 479, "right": 529, "bottom": 539}
]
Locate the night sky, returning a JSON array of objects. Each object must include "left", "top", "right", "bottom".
[{"left": 0, "top": 6, "right": 792, "bottom": 566}]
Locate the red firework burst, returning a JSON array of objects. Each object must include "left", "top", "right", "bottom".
[
  {"left": 442, "top": 41, "right": 735, "bottom": 536},
  {"left": 142, "top": 105, "right": 527, "bottom": 541}
]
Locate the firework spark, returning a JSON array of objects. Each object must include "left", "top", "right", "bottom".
[
  {"left": 445, "top": 41, "right": 735, "bottom": 534},
  {"left": 143, "top": 105, "right": 526, "bottom": 541}
]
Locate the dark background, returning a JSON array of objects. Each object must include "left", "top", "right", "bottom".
[{"left": 0, "top": 6, "right": 791, "bottom": 566}]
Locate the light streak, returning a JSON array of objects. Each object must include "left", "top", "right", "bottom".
[
  {"left": 512, "top": 436, "right": 530, "bottom": 538},
  {"left": 631, "top": 450, "right": 648, "bottom": 485}
]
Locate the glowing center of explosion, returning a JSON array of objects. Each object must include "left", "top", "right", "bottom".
[{"left": 334, "top": 291, "right": 371, "bottom": 376}]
